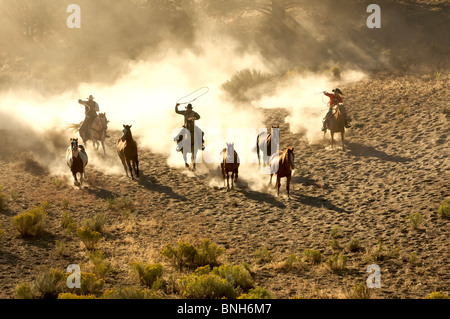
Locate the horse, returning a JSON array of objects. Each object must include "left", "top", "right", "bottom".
[
  {"left": 173, "top": 125, "right": 203, "bottom": 171},
  {"left": 66, "top": 138, "right": 88, "bottom": 187},
  {"left": 117, "top": 125, "right": 139, "bottom": 179},
  {"left": 67, "top": 113, "right": 109, "bottom": 156},
  {"left": 269, "top": 147, "right": 295, "bottom": 198},
  {"left": 256, "top": 125, "right": 280, "bottom": 167},
  {"left": 325, "top": 104, "right": 346, "bottom": 151},
  {"left": 220, "top": 143, "right": 240, "bottom": 192}
]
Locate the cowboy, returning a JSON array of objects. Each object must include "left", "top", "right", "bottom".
[
  {"left": 321, "top": 88, "right": 351, "bottom": 131},
  {"left": 175, "top": 103, "right": 205, "bottom": 150},
  {"left": 78, "top": 95, "right": 99, "bottom": 141}
]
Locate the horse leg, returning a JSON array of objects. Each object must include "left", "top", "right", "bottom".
[
  {"left": 286, "top": 176, "right": 291, "bottom": 199},
  {"left": 331, "top": 132, "right": 335, "bottom": 150},
  {"left": 134, "top": 156, "right": 140, "bottom": 178},
  {"left": 226, "top": 172, "right": 230, "bottom": 192},
  {"left": 72, "top": 172, "right": 80, "bottom": 187},
  {"left": 341, "top": 131, "right": 345, "bottom": 151},
  {"left": 101, "top": 141, "right": 106, "bottom": 157},
  {"left": 269, "top": 174, "right": 273, "bottom": 186},
  {"left": 127, "top": 160, "right": 134, "bottom": 179},
  {"left": 276, "top": 175, "right": 281, "bottom": 197}
]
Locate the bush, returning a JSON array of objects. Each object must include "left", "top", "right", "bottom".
[
  {"left": 179, "top": 273, "right": 237, "bottom": 299},
  {"left": 11, "top": 202, "right": 49, "bottom": 237},
  {"left": 0, "top": 186, "right": 6, "bottom": 212},
  {"left": 238, "top": 286, "right": 272, "bottom": 299},
  {"left": 211, "top": 264, "right": 254, "bottom": 291},
  {"left": 83, "top": 212, "right": 107, "bottom": 233},
  {"left": 160, "top": 239, "right": 224, "bottom": 271},
  {"left": 347, "top": 283, "right": 372, "bottom": 299},
  {"left": 89, "top": 250, "right": 113, "bottom": 279},
  {"left": 255, "top": 247, "right": 273, "bottom": 265},
  {"left": 196, "top": 239, "right": 225, "bottom": 268},
  {"left": 438, "top": 199, "right": 450, "bottom": 218},
  {"left": 331, "top": 66, "right": 342, "bottom": 80},
  {"left": 129, "top": 262, "right": 164, "bottom": 289},
  {"left": 77, "top": 272, "right": 105, "bottom": 296},
  {"left": 76, "top": 226, "right": 101, "bottom": 250},
  {"left": 303, "top": 249, "right": 322, "bottom": 264},
  {"left": 364, "top": 240, "right": 399, "bottom": 263},
  {"left": 0, "top": 222, "right": 4, "bottom": 239},
  {"left": 33, "top": 268, "right": 67, "bottom": 299},
  {"left": 423, "top": 291, "right": 450, "bottom": 299},
  {"left": 347, "top": 238, "right": 363, "bottom": 252},
  {"left": 161, "top": 241, "right": 198, "bottom": 271},
  {"left": 408, "top": 213, "right": 424, "bottom": 229},
  {"left": 221, "top": 68, "right": 272, "bottom": 102},
  {"left": 281, "top": 254, "right": 304, "bottom": 271},
  {"left": 58, "top": 293, "right": 97, "bottom": 299},
  {"left": 326, "top": 254, "right": 348, "bottom": 272},
  {"left": 15, "top": 282, "right": 34, "bottom": 299},
  {"left": 102, "top": 287, "right": 161, "bottom": 299},
  {"left": 61, "top": 211, "right": 77, "bottom": 233}
]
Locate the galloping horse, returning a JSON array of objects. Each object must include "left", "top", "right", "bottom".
[
  {"left": 117, "top": 125, "right": 139, "bottom": 179},
  {"left": 269, "top": 147, "right": 295, "bottom": 198},
  {"left": 325, "top": 104, "right": 346, "bottom": 151},
  {"left": 173, "top": 125, "right": 203, "bottom": 171},
  {"left": 256, "top": 125, "right": 280, "bottom": 167},
  {"left": 67, "top": 113, "right": 109, "bottom": 156},
  {"left": 66, "top": 138, "right": 88, "bottom": 187},
  {"left": 220, "top": 143, "right": 240, "bottom": 192}
]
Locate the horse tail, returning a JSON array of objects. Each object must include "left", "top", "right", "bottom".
[{"left": 67, "top": 123, "right": 81, "bottom": 133}]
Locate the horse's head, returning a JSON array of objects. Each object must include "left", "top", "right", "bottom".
[
  {"left": 287, "top": 147, "right": 295, "bottom": 170},
  {"left": 99, "top": 113, "right": 109, "bottom": 129},
  {"left": 121, "top": 125, "right": 132, "bottom": 142},
  {"left": 70, "top": 138, "right": 79, "bottom": 153}
]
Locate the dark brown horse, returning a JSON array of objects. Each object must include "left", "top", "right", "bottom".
[
  {"left": 117, "top": 125, "right": 139, "bottom": 179},
  {"left": 220, "top": 143, "right": 240, "bottom": 192},
  {"left": 256, "top": 125, "right": 279, "bottom": 167},
  {"left": 325, "top": 104, "right": 346, "bottom": 151},
  {"left": 269, "top": 147, "right": 295, "bottom": 198},
  {"left": 66, "top": 138, "right": 88, "bottom": 187}
]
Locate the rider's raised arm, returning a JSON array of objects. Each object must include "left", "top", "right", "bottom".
[{"left": 175, "top": 103, "right": 185, "bottom": 115}]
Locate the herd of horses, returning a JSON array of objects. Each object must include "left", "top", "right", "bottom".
[{"left": 66, "top": 103, "right": 347, "bottom": 198}]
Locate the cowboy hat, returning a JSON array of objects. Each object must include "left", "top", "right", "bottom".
[
  {"left": 87, "top": 95, "right": 95, "bottom": 100},
  {"left": 332, "top": 88, "right": 343, "bottom": 95},
  {"left": 186, "top": 104, "right": 193, "bottom": 109}
]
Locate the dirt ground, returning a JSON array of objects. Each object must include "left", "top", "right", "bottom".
[{"left": 0, "top": 70, "right": 448, "bottom": 299}]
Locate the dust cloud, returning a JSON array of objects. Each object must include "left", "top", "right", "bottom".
[{"left": 0, "top": 0, "right": 447, "bottom": 186}]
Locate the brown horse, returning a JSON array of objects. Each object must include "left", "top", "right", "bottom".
[
  {"left": 256, "top": 125, "right": 279, "bottom": 167},
  {"left": 66, "top": 138, "right": 88, "bottom": 187},
  {"left": 220, "top": 143, "right": 240, "bottom": 192},
  {"left": 269, "top": 147, "right": 295, "bottom": 198},
  {"left": 117, "top": 125, "right": 139, "bottom": 179},
  {"left": 325, "top": 104, "right": 346, "bottom": 151}
]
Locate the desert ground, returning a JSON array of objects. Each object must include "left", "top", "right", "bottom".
[{"left": 0, "top": 70, "right": 448, "bottom": 299}]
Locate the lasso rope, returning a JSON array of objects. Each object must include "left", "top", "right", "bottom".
[{"left": 176, "top": 87, "right": 210, "bottom": 105}]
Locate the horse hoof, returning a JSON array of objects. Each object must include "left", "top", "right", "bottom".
[{"left": 74, "top": 181, "right": 80, "bottom": 187}]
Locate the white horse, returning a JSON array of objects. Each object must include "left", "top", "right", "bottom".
[
  {"left": 66, "top": 138, "right": 88, "bottom": 187},
  {"left": 256, "top": 125, "right": 280, "bottom": 170},
  {"left": 173, "top": 125, "right": 203, "bottom": 170}
]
